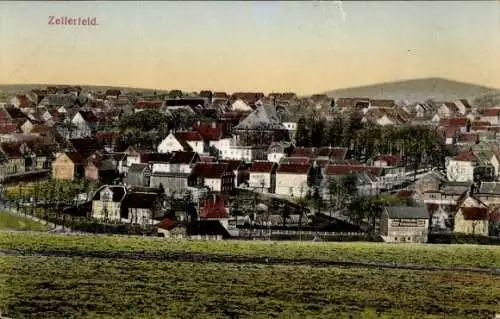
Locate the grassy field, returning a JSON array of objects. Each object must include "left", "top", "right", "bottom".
[
  {"left": 0, "top": 232, "right": 499, "bottom": 269},
  {"left": 0, "top": 211, "right": 48, "bottom": 232},
  {"left": 0, "top": 256, "right": 498, "bottom": 319},
  {"left": 0, "top": 233, "right": 499, "bottom": 318}
]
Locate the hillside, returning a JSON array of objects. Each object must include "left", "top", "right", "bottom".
[{"left": 324, "top": 78, "right": 500, "bottom": 103}]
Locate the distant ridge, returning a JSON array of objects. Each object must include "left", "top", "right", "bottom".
[
  {"left": 0, "top": 83, "right": 167, "bottom": 94},
  {"left": 323, "top": 78, "right": 500, "bottom": 103}
]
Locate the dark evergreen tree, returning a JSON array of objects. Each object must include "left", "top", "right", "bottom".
[
  {"left": 295, "top": 117, "right": 311, "bottom": 147},
  {"left": 311, "top": 119, "right": 326, "bottom": 147}
]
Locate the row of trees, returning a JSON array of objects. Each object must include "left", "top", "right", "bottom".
[
  {"left": 3, "top": 179, "right": 98, "bottom": 219},
  {"left": 295, "top": 114, "right": 451, "bottom": 170}
]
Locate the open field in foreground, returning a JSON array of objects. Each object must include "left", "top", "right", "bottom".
[
  {"left": 0, "top": 232, "right": 499, "bottom": 269},
  {"left": 0, "top": 211, "right": 48, "bottom": 232},
  {"left": 0, "top": 233, "right": 499, "bottom": 318},
  {"left": 0, "top": 255, "right": 499, "bottom": 319}
]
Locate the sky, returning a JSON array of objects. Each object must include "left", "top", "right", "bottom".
[{"left": 1, "top": 1, "right": 500, "bottom": 95}]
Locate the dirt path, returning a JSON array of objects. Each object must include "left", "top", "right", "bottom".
[{"left": 1, "top": 248, "right": 499, "bottom": 275}]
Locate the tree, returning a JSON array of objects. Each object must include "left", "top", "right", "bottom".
[
  {"left": 346, "top": 196, "right": 367, "bottom": 225},
  {"left": 341, "top": 174, "right": 358, "bottom": 199},
  {"left": 328, "top": 178, "right": 341, "bottom": 214},
  {"left": 295, "top": 117, "right": 311, "bottom": 147},
  {"left": 312, "top": 187, "right": 323, "bottom": 214},
  {"left": 326, "top": 117, "right": 344, "bottom": 147},
  {"left": 168, "top": 90, "right": 183, "bottom": 99},
  {"left": 311, "top": 119, "right": 326, "bottom": 147},
  {"left": 120, "top": 110, "right": 169, "bottom": 131}
]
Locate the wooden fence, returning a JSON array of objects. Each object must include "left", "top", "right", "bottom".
[{"left": 237, "top": 228, "right": 366, "bottom": 238}]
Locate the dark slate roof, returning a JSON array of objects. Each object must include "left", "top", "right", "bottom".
[
  {"left": 169, "top": 151, "right": 198, "bottom": 164},
  {"left": 385, "top": 206, "right": 429, "bottom": 219},
  {"left": 186, "top": 220, "right": 231, "bottom": 238},
  {"left": 98, "top": 158, "right": 116, "bottom": 171},
  {"left": 233, "top": 104, "right": 286, "bottom": 130},
  {"left": 128, "top": 163, "right": 150, "bottom": 174},
  {"left": 121, "top": 192, "right": 158, "bottom": 209},
  {"left": 39, "top": 94, "right": 77, "bottom": 107},
  {"left": 478, "top": 182, "right": 500, "bottom": 195},
  {"left": 69, "top": 138, "right": 102, "bottom": 157}
]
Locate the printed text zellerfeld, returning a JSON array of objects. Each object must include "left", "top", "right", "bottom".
[{"left": 48, "top": 16, "right": 99, "bottom": 26}]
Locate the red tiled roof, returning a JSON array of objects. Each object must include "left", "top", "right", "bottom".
[
  {"left": 194, "top": 123, "right": 224, "bottom": 141},
  {"left": 395, "top": 189, "right": 413, "bottom": 198},
  {"left": 0, "top": 124, "right": 19, "bottom": 134},
  {"left": 375, "top": 154, "right": 401, "bottom": 166},
  {"left": 135, "top": 101, "right": 163, "bottom": 109},
  {"left": 480, "top": 108, "right": 500, "bottom": 117},
  {"left": 460, "top": 207, "right": 489, "bottom": 220},
  {"left": 0, "top": 108, "right": 12, "bottom": 122},
  {"left": 250, "top": 161, "right": 277, "bottom": 173},
  {"left": 157, "top": 218, "right": 177, "bottom": 231},
  {"left": 15, "top": 94, "right": 33, "bottom": 108},
  {"left": 454, "top": 150, "right": 477, "bottom": 162},
  {"left": 175, "top": 131, "right": 203, "bottom": 141},
  {"left": 0, "top": 142, "right": 23, "bottom": 158},
  {"left": 438, "top": 117, "right": 468, "bottom": 127},
  {"left": 200, "top": 197, "right": 229, "bottom": 219},
  {"left": 276, "top": 163, "right": 311, "bottom": 174}
]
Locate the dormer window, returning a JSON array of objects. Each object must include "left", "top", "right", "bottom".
[{"left": 101, "top": 189, "right": 112, "bottom": 202}]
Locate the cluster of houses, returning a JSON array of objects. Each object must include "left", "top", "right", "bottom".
[{"left": 0, "top": 86, "right": 499, "bottom": 241}]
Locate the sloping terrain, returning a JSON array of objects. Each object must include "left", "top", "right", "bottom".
[{"left": 324, "top": 78, "right": 500, "bottom": 103}]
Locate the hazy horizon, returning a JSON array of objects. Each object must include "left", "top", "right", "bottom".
[{"left": 1, "top": 1, "right": 499, "bottom": 95}]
